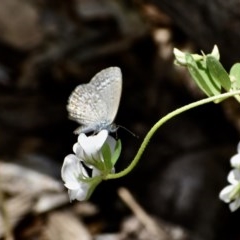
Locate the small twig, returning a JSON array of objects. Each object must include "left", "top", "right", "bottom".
[{"left": 118, "top": 187, "right": 171, "bottom": 240}]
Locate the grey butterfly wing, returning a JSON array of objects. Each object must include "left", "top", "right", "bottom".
[
  {"left": 67, "top": 67, "right": 122, "bottom": 133},
  {"left": 67, "top": 84, "right": 108, "bottom": 133},
  {"left": 90, "top": 67, "right": 122, "bottom": 124}
]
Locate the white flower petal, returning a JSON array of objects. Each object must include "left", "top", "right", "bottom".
[
  {"left": 73, "top": 142, "right": 78, "bottom": 153},
  {"left": 234, "top": 169, "right": 240, "bottom": 181},
  {"left": 61, "top": 154, "right": 81, "bottom": 182},
  {"left": 78, "top": 133, "right": 93, "bottom": 153},
  {"left": 78, "top": 130, "right": 108, "bottom": 156},
  {"left": 94, "top": 130, "right": 109, "bottom": 149},
  {"left": 227, "top": 170, "right": 240, "bottom": 184},
  {"left": 73, "top": 142, "right": 79, "bottom": 154},
  {"left": 61, "top": 154, "right": 92, "bottom": 201},
  {"left": 219, "top": 185, "right": 235, "bottom": 203},
  {"left": 229, "top": 198, "right": 240, "bottom": 212},
  {"left": 219, "top": 141, "right": 240, "bottom": 211},
  {"left": 68, "top": 186, "right": 88, "bottom": 201},
  {"left": 73, "top": 142, "right": 84, "bottom": 158},
  {"left": 105, "top": 135, "right": 117, "bottom": 154},
  {"left": 77, "top": 132, "right": 87, "bottom": 143},
  {"left": 230, "top": 154, "right": 240, "bottom": 169},
  {"left": 64, "top": 181, "right": 80, "bottom": 190}
]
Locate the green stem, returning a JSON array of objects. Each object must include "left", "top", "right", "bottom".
[{"left": 106, "top": 90, "right": 240, "bottom": 180}]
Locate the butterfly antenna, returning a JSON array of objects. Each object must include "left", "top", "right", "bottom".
[{"left": 117, "top": 125, "right": 138, "bottom": 138}]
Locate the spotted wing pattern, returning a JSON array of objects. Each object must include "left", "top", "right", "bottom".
[
  {"left": 67, "top": 67, "right": 122, "bottom": 133},
  {"left": 90, "top": 67, "right": 122, "bottom": 124}
]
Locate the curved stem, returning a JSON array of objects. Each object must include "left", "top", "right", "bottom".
[{"left": 106, "top": 90, "right": 240, "bottom": 180}]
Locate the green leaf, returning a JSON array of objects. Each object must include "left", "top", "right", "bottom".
[
  {"left": 185, "top": 54, "right": 221, "bottom": 97},
  {"left": 230, "top": 63, "right": 240, "bottom": 89},
  {"left": 197, "top": 60, "right": 222, "bottom": 97},
  {"left": 111, "top": 140, "right": 122, "bottom": 166},
  {"left": 206, "top": 56, "right": 231, "bottom": 91},
  {"left": 102, "top": 143, "right": 113, "bottom": 170}
]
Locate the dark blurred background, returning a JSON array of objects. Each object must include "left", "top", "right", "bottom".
[{"left": 1, "top": 0, "right": 240, "bottom": 239}]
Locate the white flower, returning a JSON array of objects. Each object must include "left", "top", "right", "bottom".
[
  {"left": 230, "top": 142, "right": 240, "bottom": 169},
  {"left": 61, "top": 154, "right": 101, "bottom": 201},
  {"left": 62, "top": 130, "right": 121, "bottom": 201},
  {"left": 219, "top": 169, "right": 240, "bottom": 211},
  {"left": 73, "top": 130, "right": 108, "bottom": 164},
  {"left": 73, "top": 130, "right": 118, "bottom": 172}
]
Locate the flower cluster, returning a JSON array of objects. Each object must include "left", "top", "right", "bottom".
[
  {"left": 219, "top": 142, "right": 240, "bottom": 211},
  {"left": 61, "top": 130, "right": 121, "bottom": 201}
]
